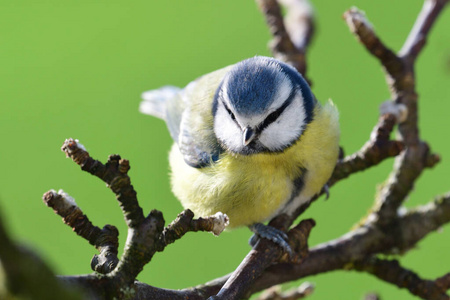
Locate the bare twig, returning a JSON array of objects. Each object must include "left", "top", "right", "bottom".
[
  {"left": 43, "top": 190, "right": 119, "bottom": 274},
  {"left": 61, "top": 138, "right": 164, "bottom": 291},
  {"left": 0, "top": 206, "right": 85, "bottom": 300},
  {"left": 256, "top": 0, "right": 314, "bottom": 80},
  {"left": 289, "top": 110, "right": 405, "bottom": 223},
  {"left": 400, "top": 0, "right": 450, "bottom": 61},
  {"left": 210, "top": 219, "right": 314, "bottom": 300},
  {"left": 61, "top": 138, "right": 145, "bottom": 228},
  {"left": 436, "top": 273, "right": 450, "bottom": 291},
  {"left": 53, "top": 139, "right": 231, "bottom": 298},
  {"left": 353, "top": 257, "right": 450, "bottom": 300},
  {"left": 343, "top": 8, "right": 404, "bottom": 80},
  {"left": 329, "top": 113, "right": 404, "bottom": 187},
  {"left": 156, "top": 209, "right": 229, "bottom": 251},
  {"left": 57, "top": 192, "right": 450, "bottom": 299},
  {"left": 278, "top": 0, "right": 314, "bottom": 51},
  {"left": 247, "top": 193, "right": 450, "bottom": 296},
  {"left": 256, "top": 282, "right": 314, "bottom": 300},
  {"left": 343, "top": 2, "right": 446, "bottom": 225}
]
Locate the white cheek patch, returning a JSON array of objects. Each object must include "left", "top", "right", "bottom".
[
  {"left": 214, "top": 104, "right": 243, "bottom": 151},
  {"left": 258, "top": 95, "right": 306, "bottom": 151}
]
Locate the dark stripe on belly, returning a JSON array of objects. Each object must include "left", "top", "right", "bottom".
[{"left": 286, "top": 167, "right": 307, "bottom": 205}]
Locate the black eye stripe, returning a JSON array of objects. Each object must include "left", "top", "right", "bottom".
[
  {"left": 221, "top": 100, "right": 241, "bottom": 127},
  {"left": 257, "top": 88, "right": 296, "bottom": 132},
  {"left": 221, "top": 101, "right": 234, "bottom": 118}
]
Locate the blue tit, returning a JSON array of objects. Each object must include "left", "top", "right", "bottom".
[{"left": 140, "top": 56, "right": 339, "bottom": 249}]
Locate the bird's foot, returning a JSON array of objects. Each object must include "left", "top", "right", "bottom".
[
  {"left": 323, "top": 184, "right": 330, "bottom": 200},
  {"left": 249, "top": 223, "right": 293, "bottom": 257}
]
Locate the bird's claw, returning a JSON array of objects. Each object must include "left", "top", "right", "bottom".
[
  {"left": 323, "top": 184, "right": 330, "bottom": 200},
  {"left": 249, "top": 223, "right": 293, "bottom": 257}
]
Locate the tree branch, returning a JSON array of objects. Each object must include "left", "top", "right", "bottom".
[
  {"left": 353, "top": 257, "right": 450, "bottom": 300},
  {"left": 61, "top": 139, "right": 163, "bottom": 293},
  {"left": 343, "top": 3, "right": 446, "bottom": 226},
  {"left": 343, "top": 8, "right": 404, "bottom": 81},
  {"left": 400, "top": 0, "right": 450, "bottom": 62},
  {"left": 247, "top": 192, "right": 450, "bottom": 295},
  {"left": 156, "top": 209, "right": 229, "bottom": 251},
  {"left": 256, "top": 0, "right": 314, "bottom": 81},
  {"left": 61, "top": 139, "right": 145, "bottom": 228},
  {"left": 210, "top": 219, "right": 315, "bottom": 300},
  {"left": 329, "top": 112, "right": 404, "bottom": 187},
  {"left": 43, "top": 190, "right": 120, "bottom": 274},
  {"left": 57, "top": 192, "right": 450, "bottom": 299},
  {"left": 55, "top": 139, "right": 229, "bottom": 299},
  {"left": 0, "top": 205, "right": 85, "bottom": 300},
  {"left": 255, "top": 282, "right": 314, "bottom": 300}
]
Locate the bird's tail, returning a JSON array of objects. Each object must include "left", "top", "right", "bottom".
[{"left": 139, "top": 86, "right": 181, "bottom": 120}]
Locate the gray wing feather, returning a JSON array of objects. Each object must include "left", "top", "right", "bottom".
[
  {"left": 141, "top": 67, "right": 231, "bottom": 168},
  {"left": 140, "top": 86, "right": 181, "bottom": 121},
  {"left": 178, "top": 110, "right": 222, "bottom": 168},
  {"left": 175, "top": 79, "right": 223, "bottom": 168},
  {"left": 165, "top": 91, "right": 185, "bottom": 143}
]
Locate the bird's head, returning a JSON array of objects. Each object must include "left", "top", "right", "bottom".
[{"left": 213, "top": 56, "right": 315, "bottom": 155}]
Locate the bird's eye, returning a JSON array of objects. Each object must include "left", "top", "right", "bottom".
[
  {"left": 258, "top": 107, "right": 284, "bottom": 132},
  {"left": 264, "top": 110, "right": 281, "bottom": 125},
  {"left": 223, "top": 102, "right": 236, "bottom": 121},
  {"left": 257, "top": 95, "right": 294, "bottom": 132}
]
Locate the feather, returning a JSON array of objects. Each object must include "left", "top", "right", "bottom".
[{"left": 139, "top": 86, "right": 180, "bottom": 120}]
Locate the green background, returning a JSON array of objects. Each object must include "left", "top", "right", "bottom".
[{"left": 0, "top": 1, "right": 449, "bottom": 299}]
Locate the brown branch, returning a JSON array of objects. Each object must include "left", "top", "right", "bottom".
[
  {"left": 353, "top": 257, "right": 450, "bottom": 300},
  {"left": 256, "top": 0, "right": 314, "bottom": 81},
  {"left": 255, "top": 282, "right": 314, "bottom": 300},
  {"left": 329, "top": 113, "right": 404, "bottom": 187},
  {"left": 279, "top": 0, "right": 314, "bottom": 51},
  {"left": 60, "top": 139, "right": 165, "bottom": 297},
  {"left": 57, "top": 192, "right": 450, "bottom": 299},
  {"left": 49, "top": 138, "right": 232, "bottom": 298},
  {"left": 343, "top": 3, "right": 445, "bottom": 225},
  {"left": 343, "top": 8, "right": 404, "bottom": 81},
  {"left": 156, "top": 209, "right": 229, "bottom": 251},
  {"left": 43, "top": 190, "right": 119, "bottom": 274},
  {"left": 378, "top": 16, "right": 442, "bottom": 223},
  {"left": 400, "top": 0, "right": 450, "bottom": 62},
  {"left": 436, "top": 273, "right": 450, "bottom": 291},
  {"left": 209, "top": 219, "right": 315, "bottom": 300},
  {"left": 288, "top": 111, "right": 405, "bottom": 224},
  {"left": 0, "top": 205, "right": 85, "bottom": 300},
  {"left": 61, "top": 138, "right": 145, "bottom": 228},
  {"left": 43, "top": 190, "right": 107, "bottom": 245},
  {"left": 246, "top": 192, "right": 450, "bottom": 296}
]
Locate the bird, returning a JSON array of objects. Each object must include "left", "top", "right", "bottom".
[{"left": 140, "top": 56, "right": 340, "bottom": 252}]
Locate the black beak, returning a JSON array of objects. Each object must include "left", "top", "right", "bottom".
[{"left": 243, "top": 126, "right": 255, "bottom": 146}]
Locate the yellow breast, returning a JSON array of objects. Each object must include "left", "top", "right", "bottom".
[{"left": 169, "top": 101, "right": 339, "bottom": 228}]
